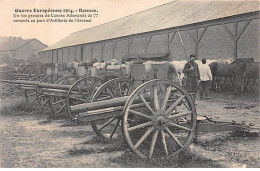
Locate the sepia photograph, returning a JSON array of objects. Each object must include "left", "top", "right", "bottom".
[{"left": 0, "top": 0, "right": 259, "bottom": 168}]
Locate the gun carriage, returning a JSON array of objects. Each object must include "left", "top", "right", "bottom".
[
  {"left": 0, "top": 61, "right": 125, "bottom": 118},
  {"left": 69, "top": 61, "right": 259, "bottom": 159},
  {"left": 0, "top": 57, "right": 259, "bottom": 159}
]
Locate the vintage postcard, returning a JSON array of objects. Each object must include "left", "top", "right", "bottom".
[{"left": 0, "top": 0, "right": 259, "bottom": 168}]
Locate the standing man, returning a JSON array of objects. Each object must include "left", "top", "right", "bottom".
[
  {"left": 72, "top": 59, "right": 79, "bottom": 75},
  {"left": 183, "top": 54, "right": 200, "bottom": 101},
  {"left": 198, "top": 58, "right": 212, "bottom": 99}
]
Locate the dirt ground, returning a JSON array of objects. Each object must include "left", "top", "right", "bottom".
[{"left": 0, "top": 88, "right": 259, "bottom": 168}]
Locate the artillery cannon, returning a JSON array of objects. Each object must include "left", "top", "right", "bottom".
[
  {"left": 69, "top": 62, "right": 259, "bottom": 159},
  {"left": 0, "top": 62, "right": 127, "bottom": 118},
  {"left": 32, "top": 63, "right": 126, "bottom": 117},
  {"left": 0, "top": 75, "right": 103, "bottom": 118},
  {"left": 1, "top": 61, "right": 259, "bottom": 159},
  {"left": 67, "top": 62, "right": 197, "bottom": 158}
]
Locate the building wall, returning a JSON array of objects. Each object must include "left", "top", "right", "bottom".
[
  {"left": 83, "top": 45, "right": 92, "bottom": 62},
  {"left": 40, "top": 17, "right": 259, "bottom": 63},
  {"left": 0, "top": 50, "right": 14, "bottom": 58},
  {"left": 102, "top": 42, "right": 113, "bottom": 61},
  {"left": 16, "top": 39, "right": 47, "bottom": 60},
  {"left": 237, "top": 19, "right": 259, "bottom": 61},
  {"left": 114, "top": 40, "right": 128, "bottom": 60},
  {"left": 198, "top": 24, "right": 234, "bottom": 60}
]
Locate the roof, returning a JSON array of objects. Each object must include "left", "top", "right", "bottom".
[
  {"left": 42, "top": 0, "right": 260, "bottom": 51},
  {"left": 0, "top": 37, "right": 33, "bottom": 51}
]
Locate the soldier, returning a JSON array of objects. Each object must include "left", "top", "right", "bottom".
[
  {"left": 198, "top": 58, "right": 212, "bottom": 99},
  {"left": 183, "top": 54, "right": 200, "bottom": 101}
]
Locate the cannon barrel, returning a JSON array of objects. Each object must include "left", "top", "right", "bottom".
[
  {"left": 0, "top": 79, "right": 40, "bottom": 85},
  {"left": 78, "top": 103, "right": 145, "bottom": 122},
  {"left": 71, "top": 96, "right": 130, "bottom": 114},
  {"left": 71, "top": 92, "right": 179, "bottom": 122},
  {"left": 71, "top": 96, "right": 150, "bottom": 122},
  {"left": 0, "top": 79, "right": 71, "bottom": 90},
  {"left": 70, "top": 95, "right": 151, "bottom": 114}
]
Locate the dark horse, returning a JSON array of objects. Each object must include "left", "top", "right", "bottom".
[
  {"left": 209, "top": 61, "right": 234, "bottom": 91},
  {"left": 230, "top": 58, "right": 255, "bottom": 95}
]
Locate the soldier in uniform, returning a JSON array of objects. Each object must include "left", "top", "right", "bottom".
[{"left": 183, "top": 54, "right": 200, "bottom": 101}]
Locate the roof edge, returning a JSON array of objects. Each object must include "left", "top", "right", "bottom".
[{"left": 40, "top": 10, "right": 260, "bottom": 53}]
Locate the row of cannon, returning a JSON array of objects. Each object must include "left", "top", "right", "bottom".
[
  {"left": 0, "top": 59, "right": 258, "bottom": 159},
  {"left": 0, "top": 61, "right": 197, "bottom": 159}
]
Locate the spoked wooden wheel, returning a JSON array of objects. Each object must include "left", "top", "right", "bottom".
[
  {"left": 24, "top": 88, "right": 38, "bottom": 103},
  {"left": 122, "top": 80, "right": 196, "bottom": 159},
  {"left": 67, "top": 77, "right": 103, "bottom": 120},
  {"left": 49, "top": 76, "right": 79, "bottom": 118},
  {"left": 24, "top": 73, "right": 46, "bottom": 103},
  {"left": 91, "top": 78, "right": 132, "bottom": 141},
  {"left": 36, "top": 74, "right": 63, "bottom": 106},
  {"left": 28, "top": 73, "right": 46, "bottom": 82},
  {"left": 26, "top": 69, "right": 43, "bottom": 80}
]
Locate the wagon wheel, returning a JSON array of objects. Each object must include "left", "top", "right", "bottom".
[
  {"left": 90, "top": 78, "right": 132, "bottom": 141},
  {"left": 26, "top": 69, "right": 42, "bottom": 80},
  {"left": 49, "top": 76, "right": 79, "bottom": 118},
  {"left": 24, "top": 88, "right": 38, "bottom": 103},
  {"left": 21, "top": 69, "right": 31, "bottom": 74},
  {"left": 24, "top": 73, "right": 46, "bottom": 103},
  {"left": 36, "top": 74, "right": 63, "bottom": 106},
  {"left": 28, "top": 73, "right": 46, "bottom": 82},
  {"left": 122, "top": 80, "right": 196, "bottom": 159},
  {"left": 66, "top": 77, "right": 103, "bottom": 120}
]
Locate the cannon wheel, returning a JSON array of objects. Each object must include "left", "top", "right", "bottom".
[
  {"left": 26, "top": 69, "right": 43, "bottom": 80},
  {"left": 122, "top": 80, "right": 197, "bottom": 159},
  {"left": 24, "top": 73, "right": 46, "bottom": 103},
  {"left": 49, "top": 76, "right": 79, "bottom": 118},
  {"left": 90, "top": 78, "right": 132, "bottom": 141},
  {"left": 66, "top": 77, "right": 103, "bottom": 120},
  {"left": 36, "top": 74, "right": 63, "bottom": 106},
  {"left": 28, "top": 73, "right": 46, "bottom": 82}
]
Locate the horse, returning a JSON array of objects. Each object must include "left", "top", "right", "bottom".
[
  {"left": 244, "top": 62, "right": 260, "bottom": 92},
  {"left": 168, "top": 60, "right": 187, "bottom": 85},
  {"left": 230, "top": 58, "right": 255, "bottom": 95},
  {"left": 209, "top": 61, "right": 234, "bottom": 91}
]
